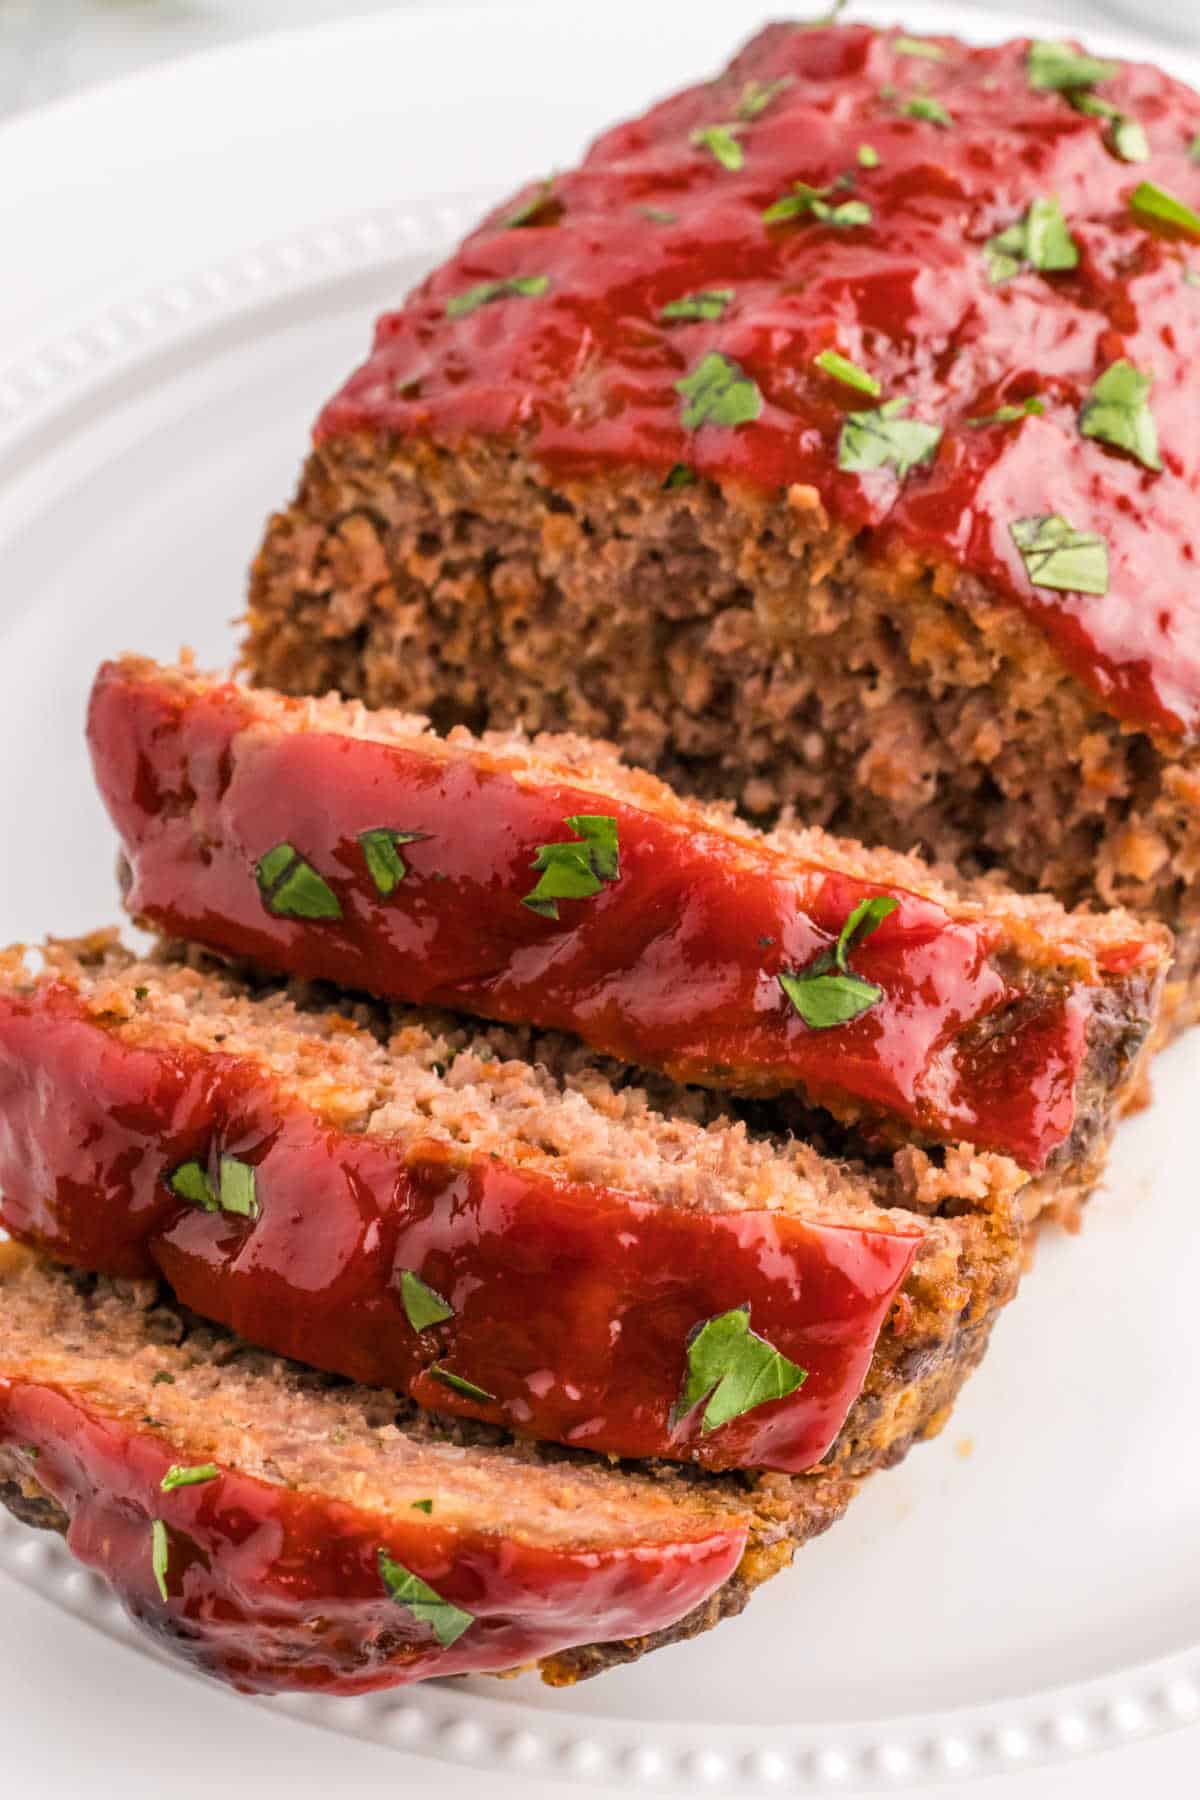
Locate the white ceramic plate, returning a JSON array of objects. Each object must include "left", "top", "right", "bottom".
[{"left": 2, "top": 3, "right": 1200, "bottom": 1793}]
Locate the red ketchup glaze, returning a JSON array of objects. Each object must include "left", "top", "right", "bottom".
[
  {"left": 0, "top": 984, "right": 921, "bottom": 1474},
  {"left": 317, "top": 23, "right": 1200, "bottom": 741},
  {"left": 0, "top": 1382, "right": 747, "bottom": 1691},
  {"left": 85, "top": 661, "right": 1154, "bottom": 1169}
]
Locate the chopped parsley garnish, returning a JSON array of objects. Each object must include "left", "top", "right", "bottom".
[
  {"left": 1069, "top": 94, "right": 1149, "bottom": 164},
  {"left": 400, "top": 1270, "right": 454, "bottom": 1333},
  {"left": 151, "top": 1372, "right": 176, "bottom": 1387},
  {"left": 690, "top": 124, "right": 744, "bottom": 172},
  {"left": 663, "top": 463, "right": 697, "bottom": 489},
  {"left": 1079, "top": 360, "right": 1161, "bottom": 471},
  {"left": 167, "top": 1159, "right": 218, "bottom": 1212},
  {"left": 837, "top": 398, "right": 942, "bottom": 479},
  {"left": 893, "top": 35, "right": 946, "bottom": 62},
  {"left": 445, "top": 275, "right": 550, "bottom": 318},
  {"left": 902, "top": 95, "right": 953, "bottom": 128},
  {"left": 857, "top": 143, "right": 880, "bottom": 168},
  {"left": 735, "top": 77, "right": 791, "bottom": 121},
  {"left": 660, "top": 288, "right": 735, "bottom": 322},
  {"left": 1027, "top": 40, "right": 1117, "bottom": 92},
  {"left": 167, "top": 1155, "right": 258, "bottom": 1220},
  {"left": 522, "top": 813, "right": 621, "bottom": 919},
  {"left": 983, "top": 196, "right": 1079, "bottom": 283},
  {"left": 763, "top": 183, "right": 871, "bottom": 228},
  {"left": 160, "top": 1464, "right": 219, "bottom": 1493},
  {"left": 813, "top": 349, "right": 881, "bottom": 397},
  {"left": 1130, "top": 180, "right": 1200, "bottom": 239},
  {"left": 1010, "top": 514, "right": 1110, "bottom": 595},
  {"left": 672, "top": 1306, "right": 808, "bottom": 1434},
  {"left": 966, "top": 396, "right": 1045, "bottom": 427},
  {"left": 359, "top": 828, "right": 427, "bottom": 897},
  {"left": 255, "top": 842, "right": 342, "bottom": 921},
  {"left": 675, "top": 352, "right": 763, "bottom": 431},
  {"left": 778, "top": 894, "right": 899, "bottom": 1030},
  {"left": 151, "top": 1520, "right": 170, "bottom": 1603},
  {"left": 378, "top": 1549, "right": 473, "bottom": 1648},
  {"left": 504, "top": 180, "right": 556, "bottom": 228},
  {"left": 411, "top": 1499, "right": 434, "bottom": 1515},
  {"left": 429, "top": 1365, "right": 497, "bottom": 1404}
]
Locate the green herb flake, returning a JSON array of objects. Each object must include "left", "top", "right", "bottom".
[
  {"left": 218, "top": 1156, "right": 258, "bottom": 1220},
  {"left": 167, "top": 1159, "right": 218, "bottom": 1212},
  {"left": 663, "top": 463, "right": 697, "bottom": 489},
  {"left": 673, "top": 1305, "right": 807, "bottom": 1434},
  {"left": 1027, "top": 40, "right": 1117, "bottom": 92},
  {"left": 1010, "top": 514, "right": 1110, "bottom": 596},
  {"left": 160, "top": 1464, "right": 219, "bottom": 1494},
  {"left": 813, "top": 349, "right": 881, "bottom": 397},
  {"left": 428, "top": 1365, "right": 497, "bottom": 1405},
  {"left": 523, "top": 814, "right": 621, "bottom": 919},
  {"left": 255, "top": 842, "right": 342, "bottom": 921},
  {"left": 675, "top": 351, "right": 763, "bottom": 432},
  {"left": 893, "top": 36, "right": 947, "bottom": 62},
  {"left": 983, "top": 196, "right": 1079, "bottom": 283},
  {"left": 837, "top": 398, "right": 942, "bottom": 480},
  {"left": 1130, "top": 180, "right": 1200, "bottom": 239},
  {"left": 1190, "top": 134, "right": 1200, "bottom": 163},
  {"left": 400, "top": 1270, "right": 454, "bottom": 1333},
  {"left": 445, "top": 275, "right": 550, "bottom": 319},
  {"left": 966, "top": 396, "right": 1046, "bottom": 427},
  {"left": 379, "top": 1548, "right": 473, "bottom": 1648},
  {"left": 504, "top": 179, "right": 555, "bottom": 228},
  {"left": 133, "top": 985, "right": 149, "bottom": 1001},
  {"left": 763, "top": 182, "right": 871, "bottom": 228},
  {"left": 857, "top": 144, "right": 880, "bottom": 168},
  {"left": 660, "top": 287, "right": 735, "bottom": 322},
  {"left": 151, "top": 1520, "right": 171, "bottom": 1603},
  {"left": 778, "top": 895, "right": 899, "bottom": 1030},
  {"left": 690, "top": 124, "right": 744, "bottom": 172},
  {"left": 1079, "top": 359, "right": 1162, "bottom": 471},
  {"left": 735, "top": 77, "right": 791, "bottom": 121},
  {"left": 902, "top": 95, "right": 953, "bottom": 128},
  {"left": 359, "top": 828, "right": 427, "bottom": 897},
  {"left": 639, "top": 206, "right": 677, "bottom": 224},
  {"left": 410, "top": 1499, "right": 434, "bottom": 1515},
  {"left": 151, "top": 1372, "right": 176, "bottom": 1387}
]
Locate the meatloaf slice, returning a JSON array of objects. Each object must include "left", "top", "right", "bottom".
[
  {"left": 0, "top": 933, "right": 1026, "bottom": 1478},
  {"left": 90, "top": 655, "right": 1168, "bottom": 1191},
  {"left": 0, "top": 1246, "right": 768, "bottom": 1692},
  {"left": 244, "top": 21, "right": 1200, "bottom": 1021}
]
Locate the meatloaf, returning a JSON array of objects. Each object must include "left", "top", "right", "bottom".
[
  {"left": 0, "top": 933, "right": 1029, "bottom": 1478},
  {"left": 0, "top": 1246, "right": 768, "bottom": 1691},
  {"left": 90, "top": 655, "right": 1168, "bottom": 1193},
  {"left": 244, "top": 21, "right": 1200, "bottom": 1023}
]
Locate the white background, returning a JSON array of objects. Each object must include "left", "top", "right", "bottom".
[{"left": 2, "top": 4, "right": 1199, "bottom": 1797}]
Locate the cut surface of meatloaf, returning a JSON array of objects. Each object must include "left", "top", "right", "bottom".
[
  {"left": 243, "top": 20, "right": 1200, "bottom": 1020},
  {"left": 90, "top": 655, "right": 1168, "bottom": 1191},
  {"left": 0, "top": 934, "right": 1026, "bottom": 1477},
  {"left": 0, "top": 1246, "right": 767, "bottom": 1692}
]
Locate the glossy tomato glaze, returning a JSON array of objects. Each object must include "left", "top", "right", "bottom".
[
  {"left": 318, "top": 23, "right": 1200, "bottom": 741},
  {"left": 87, "top": 660, "right": 1162, "bottom": 1169},
  {"left": 0, "top": 1382, "right": 746, "bottom": 1691},
  {"left": 0, "top": 982, "right": 921, "bottom": 1473}
]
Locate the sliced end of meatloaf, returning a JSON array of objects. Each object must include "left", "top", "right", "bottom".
[
  {"left": 242, "top": 22, "right": 1200, "bottom": 1020},
  {"left": 0, "top": 1246, "right": 766, "bottom": 1689},
  {"left": 91, "top": 654, "right": 1168, "bottom": 1192},
  {"left": 0, "top": 933, "right": 1026, "bottom": 1485}
]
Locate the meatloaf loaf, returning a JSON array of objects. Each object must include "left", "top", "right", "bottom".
[
  {"left": 90, "top": 656, "right": 1168, "bottom": 1194},
  {"left": 244, "top": 21, "right": 1200, "bottom": 1022},
  {"left": 0, "top": 933, "right": 1028, "bottom": 1479},
  {"left": 0, "top": 1246, "right": 772, "bottom": 1691}
]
